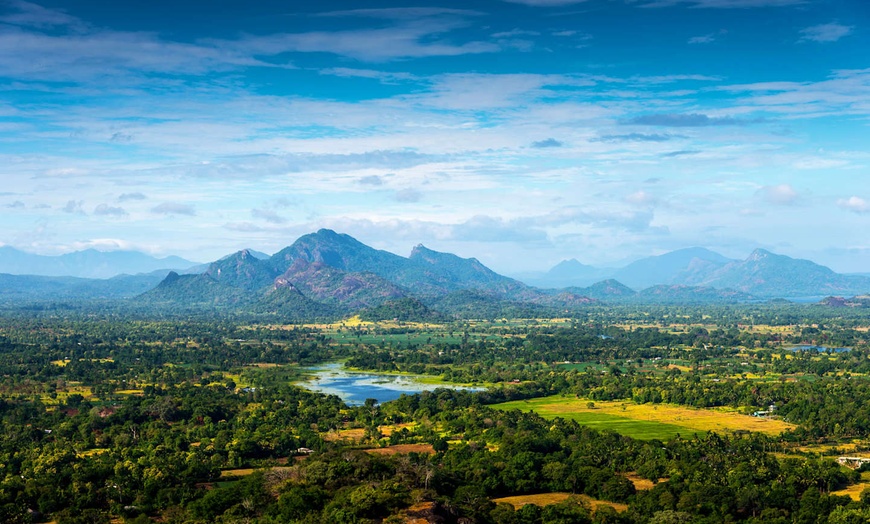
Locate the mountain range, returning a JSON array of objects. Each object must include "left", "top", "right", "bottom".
[
  {"left": 1, "top": 231, "right": 868, "bottom": 316},
  {"left": 522, "top": 248, "right": 870, "bottom": 298},
  {"left": 142, "top": 230, "right": 595, "bottom": 318},
  {"left": 0, "top": 246, "right": 197, "bottom": 279}
]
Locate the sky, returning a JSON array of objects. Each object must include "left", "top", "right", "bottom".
[{"left": 0, "top": 0, "right": 868, "bottom": 275}]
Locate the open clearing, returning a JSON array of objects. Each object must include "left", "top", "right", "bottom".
[
  {"left": 494, "top": 396, "right": 794, "bottom": 440},
  {"left": 364, "top": 443, "right": 435, "bottom": 455},
  {"left": 323, "top": 422, "right": 417, "bottom": 442},
  {"left": 832, "top": 483, "right": 868, "bottom": 501},
  {"left": 492, "top": 493, "right": 627, "bottom": 513}
]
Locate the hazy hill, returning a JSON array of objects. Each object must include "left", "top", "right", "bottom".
[
  {"left": 567, "top": 279, "right": 638, "bottom": 301},
  {"left": 612, "top": 247, "right": 734, "bottom": 290},
  {"left": 0, "top": 246, "right": 197, "bottom": 279},
  {"left": 528, "top": 246, "right": 868, "bottom": 299},
  {"left": 676, "top": 249, "right": 870, "bottom": 298},
  {"left": 520, "top": 258, "right": 615, "bottom": 288},
  {"left": 0, "top": 271, "right": 171, "bottom": 303}
]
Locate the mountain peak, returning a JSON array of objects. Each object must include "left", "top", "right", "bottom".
[
  {"left": 409, "top": 244, "right": 430, "bottom": 257},
  {"left": 747, "top": 248, "right": 775, "bottom": 261}
]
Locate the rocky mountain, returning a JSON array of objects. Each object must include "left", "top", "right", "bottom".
[
  {"left": 142, "top": 229, "right": 589, "bottom": 316},
  {"left": 7, "top": 230, "right": 863, "bottom": 314},
  {"left": 0, "top": 246, "right": 197, "bottom": 279}
]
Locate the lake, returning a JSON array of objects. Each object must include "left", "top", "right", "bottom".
[{"left": 299, "top": 362, "right": 481, "bottom": 406}]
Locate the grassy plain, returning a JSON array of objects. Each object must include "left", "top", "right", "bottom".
[
  {"left": 494, "top": 395, "right": 794, "bottom": 440},
  {"left": 832, "top": 472, "right": 870, "bottom": 501},
  {"left": 492, "top": 493, "right": 628, "bottom": 513}
]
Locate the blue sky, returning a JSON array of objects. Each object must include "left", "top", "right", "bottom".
[{"left": 0, "top": 0, "right": 868, "bottom": 274}]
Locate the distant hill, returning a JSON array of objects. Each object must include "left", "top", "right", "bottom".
[
  {"left": 612, "top": 247, "right": 734, "bottom": 290},
  {"left": 0, "top": 271, "right": 171, "bottom": 304},
  {"left": 634, "top": 284, "right": 754, "bottom": 304},
  {"left": 676, "top": 249, "right": 870, "bottom": 298},
  {"left": 527, "top": 246, "right": 868, "bottom": 299},
  {"left": 0, "top": 246, "right": 197, "bottom": 279},
  {"left": 517, "top": 258, "right": 614, "bottom": 288},
  {"left": 567, "top": 279, "right": 638, "bottom": 301}
]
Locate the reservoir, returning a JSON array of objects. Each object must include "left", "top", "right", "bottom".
[{"left": 300, "top": 362, "right": 481, "bottom": 406}]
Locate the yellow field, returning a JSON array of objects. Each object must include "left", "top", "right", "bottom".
[
  {"left": 621, "top": 473, "right": 665, "bottom": 490},
  {"left": 832, "top": 483, "right": 869, "bottom": 501},
  {"left": 517, "top": 396, "right": 795, "bottom": 436},
  {"left": 220, "top": 466, "right": 294, "bottom": 478},
  {"left": 492, "top": 493, "right": 628, "bottom": 513},
  {"left": 364, "top": 444, "right": 434, "bottom": 455},
  {"left": 323, "top": 422, "right": 417, "bottom": 441},
  {"left": 114, "top": 389, "right": 144, "bottom": 395},
  {"left": 51, "top": 358, "right": 114, "bottom": 366}
]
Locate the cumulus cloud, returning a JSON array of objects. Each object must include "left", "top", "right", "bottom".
[
  {"left": 838, "top": 196, "right": 870, "bottom": 214},
  {"left": 358, "top": 175, "right": 386, "bottom": 186},
  {"left": 799, "top": 23, "right": 853, "bottom": 43},
  {"left": 451, "top": 215, "right": 549, "bottom": 243},
  {"left": 118, "top": 192, "right": 147, "bottom": 202},
  {"left": 531, "top": 138, "right": 563, "bottom": 148},
  {"left": 624, "top": 191, "right": 657, "bottom": 206},
  {"left": 251, "top": 208, "right": 287, "bottom": 224},
  {"left": 93, "top": 204, "right": 128, "bottom": 216},
  {"left": 6, "top": 200, "right": 25, "bottom": 209},
  {"left": 151, "top": 202, "right": 196, "bottom": 216},
  {"left": 688, "top": 34, "right": 716, "bottom": 44},
  {"left": 62, "top": 200, "right": 84, "bottom": 214},
  {"left": 225, "top": 16, "right": 499, "bottom": 63},
  {"left": 757, "top": 184, "right": 799, "bottom": 205},
  {"left": 594, "top": 133, "right": 679, "bottom": 142},
  {"left": 625, "top": 113, "right": 759, "bottom": 127}
]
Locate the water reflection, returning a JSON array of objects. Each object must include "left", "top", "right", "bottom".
[{"left": 300, "top": 362, "right": 480, "bottom": 406}]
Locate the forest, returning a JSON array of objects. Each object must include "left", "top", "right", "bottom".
[{"left": 2, "top": 304, "right": 870, "bottom": 523}]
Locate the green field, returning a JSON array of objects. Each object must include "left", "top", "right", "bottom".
[
  {"left": 494, "top": 398, "right": 695, "bottom": 440},
  {"left": 493, "top": 395, "right": 793, "bottom": 440}
]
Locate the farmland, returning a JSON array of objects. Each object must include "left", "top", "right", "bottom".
[{"left": 494, "top": 395, "right": 795, "bottom": 440}]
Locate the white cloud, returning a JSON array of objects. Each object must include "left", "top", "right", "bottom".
[
  {"left": 0, "top": 1, "right": 83, "bottom": 30},
  {"left": 642, "top": 0, "right": 805, "bottom": 7},
  {"left": 838, "top": 196, "right": 870, "bottom": 214},
  {"left": 625, "top": 191, "right": 658, "bottom": 206},
  {"left": 757, "top": 184, "right": 799, "bottom": 205},
  {"left": 799, "top": 22, "right": 853, "bottom": 43},
  {"left": 93, "top": 204, "right": 127, "bottom": 216},
  {"left": 251, "top": 208, "right": 287, "bottom": 224},
  {"left": 688, "top": 34, "right": 716, "bottom": 44},
  {"left": 500, "top": 0, "right": 591, "bottom": 5},
  {"left": 62, "top": 200, "right": 85, "bottom": 214},
  {"left": 151, "top": 202, "right": 196, "bottom": 216}
]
